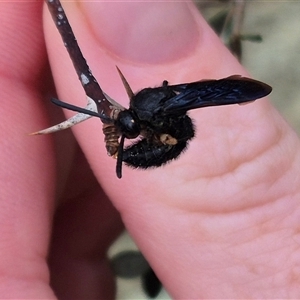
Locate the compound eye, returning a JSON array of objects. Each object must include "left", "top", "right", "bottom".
[{"left": 117, "top": 110, "right": 140, "bottom": 139}]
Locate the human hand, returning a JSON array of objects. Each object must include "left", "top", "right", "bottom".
[{"left": 1, "top": 1, "right": 300, "bottom": 299}]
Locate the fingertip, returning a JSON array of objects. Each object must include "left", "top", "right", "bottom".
[{"left": 79, "top": 1, "right": 201, "bottom": 64}]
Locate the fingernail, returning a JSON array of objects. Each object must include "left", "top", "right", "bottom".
[{"left": 80, "top": 2, "right": 200, "bottom": 64}]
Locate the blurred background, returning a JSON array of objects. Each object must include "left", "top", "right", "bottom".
[
  {"left": 201, "top": 0, "right": 300, "bottom": 132},
  {"left": 109, "top": 1, "right": 300, "bottom": 299}
]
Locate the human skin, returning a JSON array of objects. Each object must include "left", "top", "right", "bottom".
[{"left": 1, "top": 1, "right": 300, "bottom": 299}]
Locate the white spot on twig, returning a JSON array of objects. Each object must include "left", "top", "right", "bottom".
[{"left": 80, "top": 73, "right": 90, "bottom": 85}]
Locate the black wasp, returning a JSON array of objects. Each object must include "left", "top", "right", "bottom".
[{"left": 35, "top": 0, "right": 272, "bottom": 178}]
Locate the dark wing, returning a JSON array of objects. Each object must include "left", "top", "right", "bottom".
[
  {"left": 162, "top": 75, "right": 272, "bottom": 113},
  {"left": 46, "top": 0, "right": 115, "bottom": 120}
]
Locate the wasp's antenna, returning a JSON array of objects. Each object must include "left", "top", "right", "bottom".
[
  {"left": 50, "top": 98, "right": 111, "bottom": 121},
  {"left": 116, "top": 66, "right": 134, "bottom": 100}
]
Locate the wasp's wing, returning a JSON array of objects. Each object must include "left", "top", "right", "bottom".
[{"left": 162, "top": 75, "right": 272, "bottom": 113}]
